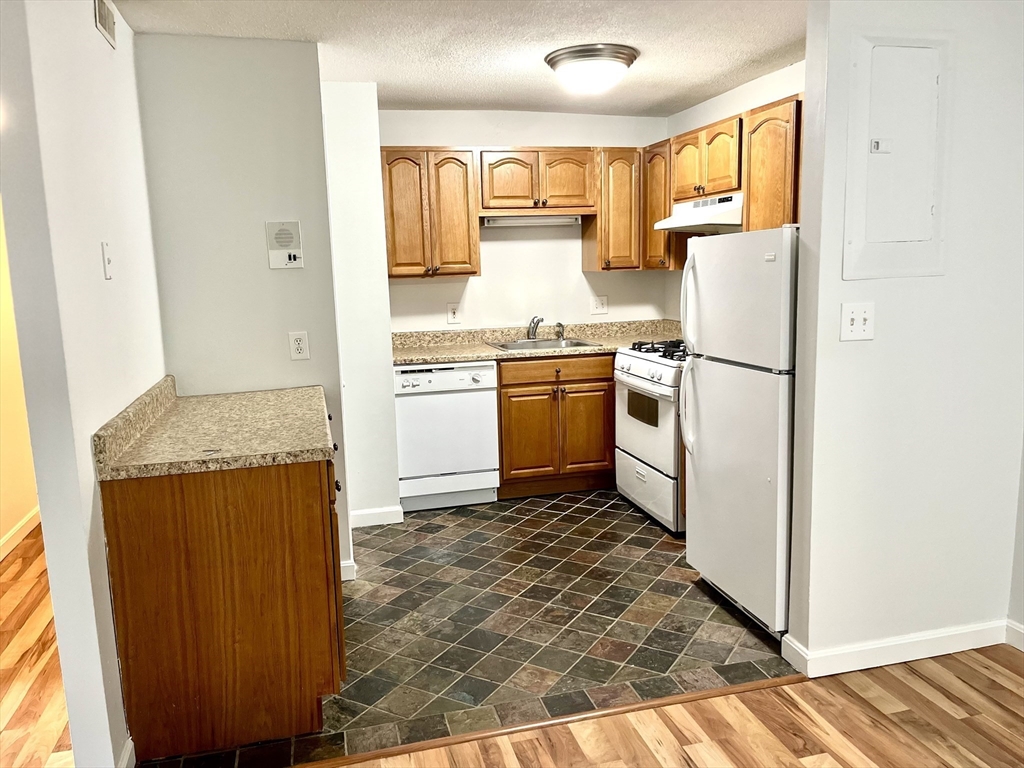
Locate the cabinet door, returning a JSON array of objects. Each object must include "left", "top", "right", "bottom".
[
  {"left": 538, "top": 150, "right": 596, "bottom": 208},
  {"left": 559, "top": 382, "right": 614, "bottom": 474},
  {"left": 742, "top": 99, "right": 800, "bottom": 232},
  {"left": 703, "top": 117, "right": 741, "bottom": 194},
  {"left": 500, "top": 385, "right": 560, "bottom": 481},
  {"left": 382, "top": 150, "right": 432, "bottom": 277},
  {"left": 670, "top": 131, "right": 703, "bottom": 201},
  {"left": 602, "top": 149, "right": 641, "bottom": 270},
  {"left": 481, "top": 151, "right": 539, "bottom": 208},
  {"left": 428, "top": 151, "right": 479, "bottom": 275},
  {"left": 641, "top": 141, "right": 672, "bottom": 269}
]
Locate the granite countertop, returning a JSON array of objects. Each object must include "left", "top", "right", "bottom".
[
  {"left": 393, "top": 320, "right": 682, "bottom": 365},
  {"left": 93, "top": 376, "right": 334, "bottom": 481}
]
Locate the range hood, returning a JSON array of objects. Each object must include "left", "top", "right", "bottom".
[
  {"left": 482, "top": 215, "right": 581, "bottom": 227},
  {"left": 654, "top": 193, "right": 743, "bottom": 234}
]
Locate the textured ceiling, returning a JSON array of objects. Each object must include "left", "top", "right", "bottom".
[{"left": 114, "top": 0, "right": 807, "bottom": 117}]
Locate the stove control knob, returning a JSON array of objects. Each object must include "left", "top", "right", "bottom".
[
  {"left": 624, "top": 363, "right": 631, "bottom": 372},
  {"left": 471, "top": 373, "right": 482, "bottom": 384},
  {"left": 649, "top": 370, "right": 656, "bottom": 379},
  {"left": 656, "top": 371, "right": 663, "bottom": 381}
]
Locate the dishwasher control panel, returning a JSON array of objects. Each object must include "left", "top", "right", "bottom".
[{"left": 394, "top": 361, "right": 497, "bottom": 394}]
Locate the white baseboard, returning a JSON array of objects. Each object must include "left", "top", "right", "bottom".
[
  {"left": 350, "top": 504, "right": 403, "bottom": 528},
  {"left": 0, "top": 507, "right": 39, "bottom": 561},
  {"left": 782, "top": 619, "right": 1010, "bottom": 678},
  {"left": 1006, "top": 619, "right": 1024, "bottom": 651},
  {"left": 340, "top": 558, "right": 358, "bottom": 581},
  {"left": 117, "top": 737, "right": 135, "bottom": 768}
]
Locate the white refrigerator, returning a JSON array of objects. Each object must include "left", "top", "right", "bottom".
[{"left": 680, "top": 225, "right": 797, "bottom": 633}]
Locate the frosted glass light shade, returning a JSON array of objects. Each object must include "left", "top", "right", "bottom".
[{"left": 553, "top": 59, "right": 629, "bottom": 95}]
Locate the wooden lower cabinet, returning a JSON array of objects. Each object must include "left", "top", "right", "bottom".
[
  {"left": 100, "top": 461, "right": 344, "bottom": 761},
  {"left": 499, "top": 356, "right": 615, "bottom": 497}
]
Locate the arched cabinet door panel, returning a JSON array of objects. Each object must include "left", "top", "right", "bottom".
[
  {"left": 742, "top": 99, "right": 800, "bottom": 232},
  {"left": 381, "top": 150, "right": 431, "bottom": 276},
  {"left": 428, "top": 151, "right": 479, "bottom": 275},
  {"left": 481, "top": 151, "right": 539, "bottom": 208},
  {"left": 703, "top": 117, "right": 741, "bottom": 195},
  {"left": 539, "top": 150, "right": 597, "bottom": 208}
]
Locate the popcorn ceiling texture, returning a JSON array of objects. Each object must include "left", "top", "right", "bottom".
[
  {"left": 93, "top": 377, "right": 334, "bottom": 481},
  {"left": 392, "top": 320, "right": 682, "bottom": 365},
  {"left": 114, "top": 0, "right": 806, "bottom": 117}
]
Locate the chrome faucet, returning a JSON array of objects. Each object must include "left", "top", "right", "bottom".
[
  {"left": 555, "top": 322, "right": 565, "bottom": 340},
  {"left": 527, "top": 316, "right": 544, "bottom": 339}
]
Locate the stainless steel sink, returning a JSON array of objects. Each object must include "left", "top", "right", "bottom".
[{"left": 487, "top": 338, "right": 601, "bottom": 351}]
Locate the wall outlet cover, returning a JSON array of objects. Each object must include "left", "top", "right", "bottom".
[
  {"left": 446, "top": 303, "right": 461, "bottom": 324},
  {"left": 592, "top": 295, "right": 609, "bottom": 315},
  {"left": 840, "top": 302, "right": 875, "bottom": 341},
  {"left": 288, "top": 331, "right": 310, "bottom": 360}
]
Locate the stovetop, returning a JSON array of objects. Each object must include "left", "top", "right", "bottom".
[{"left": 615, "top": 339, "right": 690, "bottom": 387}]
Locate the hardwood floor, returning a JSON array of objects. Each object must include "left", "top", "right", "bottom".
[
  {"left": 329, "top": 644, "right": 1024, "bottom": 768},
  {"left": 0, "top": 526, "right": 73, "bottom": 768}
]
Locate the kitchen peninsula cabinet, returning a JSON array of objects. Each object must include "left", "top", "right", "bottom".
[
  {"left": 382, "top": 148, "right": 480, "bottom": 277},
  {"left": 93, "top": 378, "right": 344, "bottom": 761},
  {"left": 742, "top": 97, "right": 801, "bottom": 232},
  {"left": 498, "top": 355, "right": 614, "bottom": 497}
]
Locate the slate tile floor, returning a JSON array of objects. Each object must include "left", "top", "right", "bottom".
[{"left": 143, "top": 491, "right": 796, "bottom": 767}]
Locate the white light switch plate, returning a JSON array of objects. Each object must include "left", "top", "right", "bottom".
[
  {"left": 592, "top": 295, "right": 608, "bottom": 315},
  {"left": 289, "top": 331, "right": 310, "bottom": 360},
  {"left": 446, "top": 303, "right": 461, "bottom": 324},
  {"left": 840, "top": 302, "right": 875, "bottom": 341}
]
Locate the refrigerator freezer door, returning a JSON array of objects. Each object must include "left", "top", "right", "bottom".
[
  {"left": 682, "top": 226, "right": 797, "bottom": 371},
  {"left": 683, "top": 357, "right": 792, "bottom": 632}
]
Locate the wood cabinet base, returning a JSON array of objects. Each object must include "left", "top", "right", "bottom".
[
  {"left": 498, "top": 471, "right": 615, "bottom": 501},
  {"left": 100, "top": 461, "right": 343, "bottom": 761}
]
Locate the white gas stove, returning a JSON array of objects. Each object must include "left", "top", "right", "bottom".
[{"left": 613, "top": 340, "right": 690, "bottom": 533}]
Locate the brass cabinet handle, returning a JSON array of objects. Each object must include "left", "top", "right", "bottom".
[
  {"left": 552, "top": 386, "right": 557, "bottom": 393},
  {"left": 542, "top": 199, "right": 548, "bottom": 206},
  {"left": 555, "top": 367, "right": 561, "bottom": 374},
  {"left": 432, "top": 265, "right": 440, "bottom": 273},
  {"left": 659, "top": 258, "right": 666, "bottom": 265},
  {"left": 534, "top": 199, "right": 540, "bottom": 206},
  {"left": 561, "top": 387, "right": 567, "bottom": 393},
  {"left": 604, "top": 259, "right": 611, "bottom": 268},
  {"left": 424, "top": 266, "right": 431, "bottom": 274},
  {"left": 693, "top": 185, "right": 699, "bottom": 191}
]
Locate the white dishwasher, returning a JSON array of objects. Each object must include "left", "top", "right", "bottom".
[{"left": 394, "top": 360, "right": 500, "bottom": 512}]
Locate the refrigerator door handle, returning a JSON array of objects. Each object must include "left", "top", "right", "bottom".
[
  {"left": 681, "top": 255, "right": 696, "bottom": 351},
  {"left": 680, "top": 357, "right": 695, "bottom": 455}
]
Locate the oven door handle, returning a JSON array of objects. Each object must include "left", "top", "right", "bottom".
[{"left": 614, "top": 371, "right": 678, "bottom": 402}]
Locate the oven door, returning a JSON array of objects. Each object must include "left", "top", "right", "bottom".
[{"left": 614, "top": 370, "right": 679, "bottom": 478}]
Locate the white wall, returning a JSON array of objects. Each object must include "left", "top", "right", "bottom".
[
  {"left": 1008, "top": 451, "right": 1024, "bottom": 648},
  {"left": 0, "top": 1, "right": 166, "bottom": 764},
  {"left": 320, "top": 80, "right": 403, "bottom": 532},
  {"left": 661, "top": 61, "right": 807, "bottom": 320},
  {"left": 134, "top": 36, "right": 343, "bottom": 426},
  {"left": 786, "top": 0, "right": 1024, "bottom": 676},
  {"left": 390, "top": 226, "right": 669, "bottom": 332},
  {"left": 379, "top": 109, "right": 673, "bottom": 331}
]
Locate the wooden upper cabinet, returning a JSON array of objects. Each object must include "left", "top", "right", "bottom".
[
  {"left": 500, "top": 385, "right": 560, "bottom": 481},
  {"left": 670, "top": 131, "right": 702, "bottom": 201},
  {"left": 703, "top": 117, "right": 741, "bottom": 194},
  {"left": 602, "top": 149, "right": 641, "bottom": 270},
  {"left": 481, "top": 151, "right": 538, "bottom": 208},
  {"left": 742, "top": 98, "right": 801, "bottom": 232},
  {"left": 538, "top": 150, "right": 596, "bottom": 208},
  {"left": 641, "top": 141, "right": 672, "bottom": 269},
  {"left": 382, "top": 150, "right": 432, "bottom": 276},
  {"left": 559, "top": 382, "right": 614, "bottom": 474},
  {"left": 428, "top": 151, "right": 479, "bottom": 275}
]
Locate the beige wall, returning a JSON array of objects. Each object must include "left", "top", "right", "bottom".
[{"left": 0, "top": 200, "right": 38, "bottom": 558}]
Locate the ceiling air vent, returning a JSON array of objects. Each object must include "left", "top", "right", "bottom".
[{"left": 94, "top": 0, "right": 116, "bottom": 49}]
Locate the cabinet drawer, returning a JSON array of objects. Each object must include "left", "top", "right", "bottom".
[{"left": 500, "top": 355, "right": 613, "bottom": 386}]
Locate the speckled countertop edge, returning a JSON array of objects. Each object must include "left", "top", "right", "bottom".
[
  {"left": 393, "top": 319, "right": 682, "bottom": 365},
  {"left": 93, "top": 378, "right": 334, "bottom": 481}
]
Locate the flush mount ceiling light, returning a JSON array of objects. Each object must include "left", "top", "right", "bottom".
[{"left": 545, "top": 43, "right": 639, "bottom": 95}]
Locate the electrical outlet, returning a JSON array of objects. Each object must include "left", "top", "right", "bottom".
[
  {"left": 446, "top": 303, "right": 461, "bottom": 325},
  {"left": 289, "top": 331, "right": 310, "bottom": 360},
  {"left": 840, "top": 302, "right": 875, "bottom": 341},
  {"left": 592, "top": 295, "right": 608, "bottom": 315}
]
